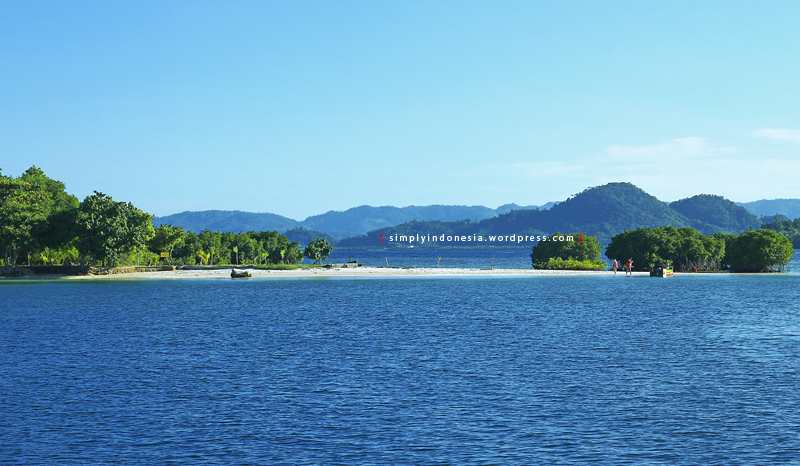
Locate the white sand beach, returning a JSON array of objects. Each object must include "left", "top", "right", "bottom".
[{"left": 61, "top": 267, "right": 651, "bottom": 279}]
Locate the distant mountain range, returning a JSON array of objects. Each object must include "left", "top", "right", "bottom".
[
  {"left": 153, "top": 184, "right": 800, "bottom": 247},
  {"left": 736, "top": 199, "right": 800, "bottom": 220},
  {"left": 338, "top": 182, "right": 765, "bottom": 247},
  {"left": 153, "top": 203, "right": 547, "bottom": 240}
]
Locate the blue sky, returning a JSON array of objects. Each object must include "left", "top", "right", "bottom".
[{"left": 3, "top": 1, "right": 800, "bottom": 219}]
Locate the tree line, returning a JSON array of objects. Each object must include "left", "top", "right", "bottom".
[
  {"left": 1, "top": 166, "right": 331, "bottom": 267},
  {"left": 531, "top": 226, "right": 794, "bottom": 273},
  {"left": 761, "top": 217, "right": 800, "bottom": 248},
  {"left": 530, "top": 232, "right": 606, "bottom": 270},
  {"left": 605, "top": 226, "right": 794, "bottom": 273}
]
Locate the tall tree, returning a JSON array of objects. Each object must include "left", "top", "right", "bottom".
[
  {"left": 198, "top": 229, "right": 223, "bottom": 266},
  {"left": 304, "top": 238, "right": 334, "bottom": 264},
  {"left": 75, "top": 191, "right": 154, "bottom": 266},
  {"left": 0, "top": 167, "right": 78, "bottom": 265}
]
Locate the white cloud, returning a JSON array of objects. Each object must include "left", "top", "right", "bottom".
[
  {"left": 748, "top": 129, "right": 800, "bottom": 143},
  {"left": 477, "top": 136, "right": 800, "bottom": 206}
]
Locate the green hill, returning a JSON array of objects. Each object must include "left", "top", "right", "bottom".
[
  {"left": 282, "top": 227, "right": 337, "bottom": 246},
  {"left": 495, "top": 203, "right": 540, "bottom": 214},
  {"left": 153, "top": 185, "right": 781, "bottom": 246},
  {"left": 153, "top": 210, "right": 300, "bottom": 233},
  {"left": 301, "top": 204, "right": 505, "bottom": 239},
  {"left": 339, "top": 183, "right": 695, "bottom": 247},
  {"left": 671, "top": 194, "right": 761, "bottom": 234},
  {"left": 737, "top": 199, "right": 800, "bottom": 219},
  {"left": 338, "top": 183, "right": 770, "bottom": 248},
  {"left": 153, "top": 204, "right": 528, "bottom": 238},
  {"left": 471, "top": 182, "right": 692, "bottom": 246}
]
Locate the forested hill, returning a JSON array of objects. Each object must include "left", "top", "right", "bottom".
[
  {"left": 154, "top": 204, "right": 542, "bottom": 238},
  {"left": 526, "top": 182, "right": 691, "bottom": 235},
  {"left": 469, "top": 182, "right": 694, "bottom": 246},
  {"left": 301, "top": 204, "right": 523, "bottom": 239},
  {"left": 153, "top": 210, "right": 301, "bottom": 233},
  {"left": 670, "top": 194, "right": 761, "bottom": 233},
  {"left": 154, "top": 184, "right": 777, "bottom": 247},
  {"left": 338, "top": 182, "right": 766, "bottom": 248},
  {"left": 737, "top": 199, "right": 800, "bottom": 219}
]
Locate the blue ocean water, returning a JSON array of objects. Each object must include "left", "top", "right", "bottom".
[
  {"left": 325, "top": 247, "right": 800, "bottom": 271},
  {"left": 325, "top": 247, "right": 532, "bottom": 269},
  {"left": 2, "top": 259, "right": 800, "bottom": 464}
]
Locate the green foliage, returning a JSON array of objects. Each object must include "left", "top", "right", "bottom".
[
  {"left": 197, "top": 229, "right": 224, "bottom": 265},
  {"left": 250, "top": 230, "right": 304, "bottom": 264},
  {"left": 760, "top": 214, "right": 790, "bottom": 223},
  {"left": 0, "top": 167, "right": 79, "bottom": 265},
  {"left": 532, "top": 258, "right": 607, "bottom": 270},
  {"left": 606, "top": 226, "right": 726, "bottom": 271},
  {"left": 0, "top": 166, "right": 307, "bottom": 270},
  {"left": 606, "top": 226, "right": 793, "bottom": 273},
  {"left": 760, "top": 217, "right": 800, "bottom": 248},
  {"left": 530, "top": 232, "right": 602, "bottom": 269},
  {"left": 670, "top": 194, "right": 761, "bottom": 234},
  {"left": 196, "top": 249, "right": 210, "bottom": 265},
  {"left": 304, "top": 237, "right": 334, "bottom": 264},
  {"left": 75, "top": 191, "right": 155, "bottom": 266},
  {"left": 283, "top": 227, "right": 337, "bottom": 246},
  {"left": 148, "top": 224, "right": 186, "bottom": 264},
  {"left": 725, "top": 229, "right": 794, "bottom": 273}
]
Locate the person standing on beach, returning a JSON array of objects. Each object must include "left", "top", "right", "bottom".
[
  {"left": 612, "top": 259, "right": 618, "bottom": 276},
  {"left": 626, "top": 258, "right": 633, "bottom": 277}
]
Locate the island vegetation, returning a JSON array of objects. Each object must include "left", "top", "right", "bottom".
[
  {"left": 605, "top": 226, "right": 793, "bottom": 273},
  {"left": 2, "top": 166, "right": 795, "bottom": 274},
  {"left": 760, "top": 217, "right": 800, "bottom": 248},
  {"left": 0, "top": 166, "right": 329, "bottom": 271},
  {"left": 303, "top": 238, "right": 334, "bottom": 264},
  {"left": 530, "top": 232, "right": 606, "bottom": 270}
]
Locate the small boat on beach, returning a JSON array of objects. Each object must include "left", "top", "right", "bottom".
[
  {"left": 650, "top": 266, "right": 674, "bottom": 277},
  {"left": 231, "top": 268, "right": 252, "bottom": 279}
]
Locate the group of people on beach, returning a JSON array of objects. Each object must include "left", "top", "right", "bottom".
[{"left": 611, "top": 258, "right": 633, "bottom": 277}]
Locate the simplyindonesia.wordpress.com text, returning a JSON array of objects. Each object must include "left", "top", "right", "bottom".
[{"left": 381, "top": 233, "right": 579, "bottom": 245}]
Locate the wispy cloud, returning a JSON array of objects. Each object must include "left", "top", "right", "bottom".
[
  {"left": 748, "top": 129, "right": 800, "bottom": 143},
  {"left": 479, "top": 136, "right": 800, "bottom": 206}
]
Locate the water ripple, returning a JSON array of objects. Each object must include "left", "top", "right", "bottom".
[{"left": 2, "top": 275, "right": 800, "bottom": 464}]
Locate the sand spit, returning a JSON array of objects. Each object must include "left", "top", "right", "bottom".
[{"left": 54, "top": 266, "right": 652, "bottom": 280}]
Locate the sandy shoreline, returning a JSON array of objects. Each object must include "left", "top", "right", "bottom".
[{"left": 44, "top": 266, "right": 651, "bottom": 280}]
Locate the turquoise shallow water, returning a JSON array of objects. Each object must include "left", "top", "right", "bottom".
[{"left": 2, "top": 272, "right": 800, "bottom": 464}]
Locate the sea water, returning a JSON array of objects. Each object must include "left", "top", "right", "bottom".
[
  {"left": 325, "top": 247, "right": 800, "bottom": 271},
  {"left": 325, "top": 247, "right": 532, "bottom": 269},
  {"left": 2, "top": 260, "right": 800, "bottom": 464}
]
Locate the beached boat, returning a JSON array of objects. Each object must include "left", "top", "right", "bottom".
[
  {"left": 650, "top": 267, "right": 674, "bottom": 277},
  {"left": 231, "top": 268, "right": 252, "bottom": 279}
]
